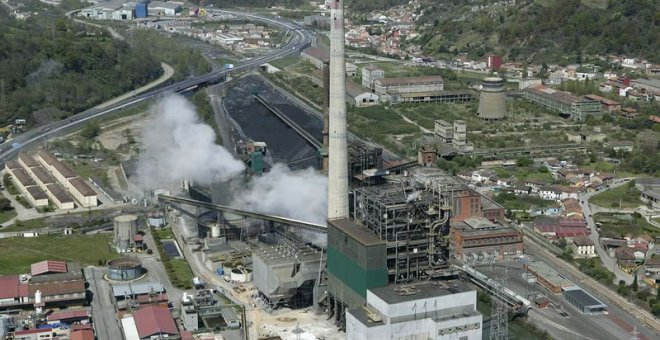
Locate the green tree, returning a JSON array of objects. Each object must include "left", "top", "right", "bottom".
[
  {"left": 80, "top": 122, "right": 101, "bottom": 139},
  {"left": 632, "top": 273, "right": 638, "bottom": 292}
]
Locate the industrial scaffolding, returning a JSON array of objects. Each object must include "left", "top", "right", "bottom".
[{"left": 352, "top": 177, "right": 455, "bottom": 283}]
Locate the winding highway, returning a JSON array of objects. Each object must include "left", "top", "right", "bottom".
[{"left": 0, "top": 10, "right": 313, "bottom": 164}]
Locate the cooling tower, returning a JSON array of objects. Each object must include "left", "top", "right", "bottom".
[
  {"left": 477, "top": 77, "right": 506, "bottom": 121},
  {"left": 327, "top": 0, "right": 348, "bottom": 220}
]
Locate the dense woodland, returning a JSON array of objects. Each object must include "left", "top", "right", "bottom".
[
  {"left": 412, "top": 0, "right": 659, "bottom": 63},
  {"left": 0, "top": 7, "right": 162, "bottom": 125}
]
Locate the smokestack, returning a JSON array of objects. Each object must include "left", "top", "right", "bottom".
[
  {"left": 327, "top": 0, "right": 348, "bottom": 220},
  {"left": 322, "top": 61, "right": 330, "bottom": 173}
]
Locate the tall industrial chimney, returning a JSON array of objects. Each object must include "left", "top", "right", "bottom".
[{"left": 327, "top": 0, "right": 348, "bottom": 220}]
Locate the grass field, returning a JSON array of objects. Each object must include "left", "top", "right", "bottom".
[
  {"left": 0, "top": 234, "right": 115, "bottom": 275},
  {"left": 594, "top": 212, "right": 658, "bottom": 239},
  {"left": 0, "top": 209, "right": 17, "bottom": 224},
  {"left": 151, "top": 227, "right": 194, "bottom": 289},
  {"left": 1, "top": 217, "right": 46, "bottom": 232},
  {"left": 590, "top": 184, "right": 642, "bottom": 209},
  {"left": 269, "top": 56, "right": 300, "bottom": 70}
]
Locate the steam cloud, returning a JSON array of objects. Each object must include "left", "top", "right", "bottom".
[
  {"left": 232, "top": 164, "right": 328, "bottom": 225},
  {"left": 135, "top": 95, "right": 245, "bottom": 190},
  {"left": 137, "top": 95, "right": 328, "bottom": 226}
]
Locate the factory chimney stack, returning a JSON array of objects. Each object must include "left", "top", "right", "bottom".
[
  {"left": 327, "top": 0, "right": 348, "bottom": 220},
  {"left": 322, "top": 61, "right": 330, "bottom": 173}
]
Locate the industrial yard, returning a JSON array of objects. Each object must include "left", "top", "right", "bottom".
[{"left": 0, "top": 1, "right": 657, "bottom": 340}]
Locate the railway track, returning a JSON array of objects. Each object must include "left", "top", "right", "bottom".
[{"left": 523, "top": 236, "right": 660, "bottom": 333}]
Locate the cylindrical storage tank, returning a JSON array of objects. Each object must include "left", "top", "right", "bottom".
[
  {"left": 210, "top": 224, "right": 221, "bottom": 238},
  {"left": 148, "top": 211, "right": 166, "bottom": 228},
  {"left": 477, "top": 77, "right": 506, "bottom": 121},
  {"left": 230, "top": 267, "right": 253, "bottom": 283},
  {"left": 114, "top": 215, "right": 138, "bottom": 251},
  {"left": 107, "top": 257, "right": 143, "bottom": 281}
]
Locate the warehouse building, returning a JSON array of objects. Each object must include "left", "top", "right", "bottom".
[
  {"left": 79, "top": 1, "right": 135, "bottom": 20},
  {"left": 374, "top": 76, "right": 444, "bottom": 103},
  {"left": 36, "top": 151, "right": 77, "bottom": 190},
  {"left": 148, "top": 1, "right": 182, "bottom": 17},
  {"left": 523, "top": 85, "right": 601, "bottom": 121},
  {"left": 46, "top": 184, "right": 75, "bottom": 210},
  {"left": 524, "top": 260, "right": 574, "bottom": 294},
  {"left": 562, "top": 286, "right": 607, "bottom": 314},
  {"left": 301, "top": 47, "right": 329, "bottom": 68},
  {"left": 68, "top": 178, "right": 98, "bottom": 207},
  {"left": 0, "top": 260, "right": 86, "bottom": 311},
  {"left": 346, "top": 281, "right": 482, "bottom": 340},
  {"left": 346, "top": 81, "right": 379, "bottom": 107},
  {"left": 451, "top": 217, "right": 523, "bottom": 262},
  {"left": 25, "top": 186, "right": 48, "bottom": 207}
]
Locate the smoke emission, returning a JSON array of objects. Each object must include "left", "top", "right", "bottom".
[
  {"left": 232, "top": 163, "right": 328, "bottom": 225},
  {"left": 137, "top": 95, "right": 328, "bottom": 229},
  {"left": 135, "top": 95, "right": 245, "bottom": 190}
]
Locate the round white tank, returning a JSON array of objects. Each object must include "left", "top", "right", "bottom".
[
  {"left": 148, "top": 212, "right": 165, "bottom": 228},
  {"left": 210, "top": 224, "right": 221, "bottom": 238},
  {"left": 230, "top": 267, "right": 253, "bottom": 283},
  {"left": 114, "top": 215, "right": 138, "bottom": 251}
]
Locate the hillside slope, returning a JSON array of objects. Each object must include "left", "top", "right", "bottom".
[{"left": 411, "top": 0, "right": 659, "bottom": 63}]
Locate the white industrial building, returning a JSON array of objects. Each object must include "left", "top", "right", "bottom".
[
  {"left": 346, "top": 281, "right": 482, "bottom": 340},
  {"left": 148, "top": 1, "right": 182, "bottom": 16},
  {"left": 79, "top": 1, "right": 135, "bottom": 20},
  {"left": 362, "top": 65, "right": 384, "bottom": 90},
  {"left": 346, "top": 81, "right": 378, "bottom": 107},
  {"left": 68, "top": 177, "right": 98, "bottom": 207}
]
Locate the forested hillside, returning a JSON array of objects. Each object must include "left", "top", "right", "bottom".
[
  {"left": 412, "top": 0, "right": 659, "bottom": 63},
  {"left": 0, "top": 7, "right": 162, "bottom": 125}
]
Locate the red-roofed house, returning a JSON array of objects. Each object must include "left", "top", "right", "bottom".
[
  {"left": 70, "top": 329, "right": 94, "bottom": 340},
  {"left": 533, "top": 216, "right": 588, "bottom": 240},
  {"left": 13, "top": 328, "right": 53, "bottom": 340},
  {"left": 133, "top": 306, "right": 179, "bottom": 339},
  {"left": 46, "top": 308, "right": 90, "bottom": 324},
  {"left": 31, "top": 260, "right": 67, "bottom": 276},
  {"left": 0, "top": 275, "right": 30, "bottom": 307}
]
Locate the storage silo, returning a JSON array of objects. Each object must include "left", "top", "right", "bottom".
[
  {"left": 477, "top": 77, "right": 506, "bottom": 121},
  {"left": 107, "top": 257, "right": 143, "bottom": 281},
  {"left": 114, "top": 215, "right": 138, "bottom": 252}
]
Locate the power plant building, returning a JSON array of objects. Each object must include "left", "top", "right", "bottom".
[
  {"left": 252, "top": 242, "right": 325, "bottom": 309},
  {"left": 523, "top": 85, "right": 601, "bottom": 121},
  {"left": 451, "top": 217, "right": 523, "bottom": 262},
  {"left": 346, "top": 281, "right": 482, "bottom": 340},
  {"left": 477, "top": 77, "right": 506, "bottom": 121}
]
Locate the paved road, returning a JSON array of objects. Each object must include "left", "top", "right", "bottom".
[
  {"left": 582, "top": 179, "right": 634, "bottom": 284},
  {"left": 85, "top": 267, "right": 123, "bottom": 340},
  {"left": 523, "top": 235, "right": 660, "bottom": 336}
]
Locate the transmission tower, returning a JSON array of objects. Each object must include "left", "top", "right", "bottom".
[{"left": 490, "top": 266, "right": 509, "bottom": 340}]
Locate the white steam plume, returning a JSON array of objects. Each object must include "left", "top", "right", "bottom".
[
  {"left": 232, "top": 163, "right": 328, "bottom": 225},
  {"left": 137, "top": 95, "right": 329, "bottom": 229},
  {"left": 135, "top": 95, "right": 245, "bottom": 190}
]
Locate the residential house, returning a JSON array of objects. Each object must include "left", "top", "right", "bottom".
[
  {"left": 513, "top": 184, "right": 531, "bottom": 196},
  {"left": 539, "top": 187, "right": 561, "bottom": 200},
  {"left": 600, "top": 238, "right": 627, "bottom": 257},
  {"left": 572, "top": 236, "right": 597, "bottom": 258},
  {"left": 615, "top": 247, "right": 644, "bottom": 273},
  {"left": 644, "top": 256, "right": 660, "bottom": 285},
  {"left": 524, "top": 179, "right": 546, "bottom": 193}
]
